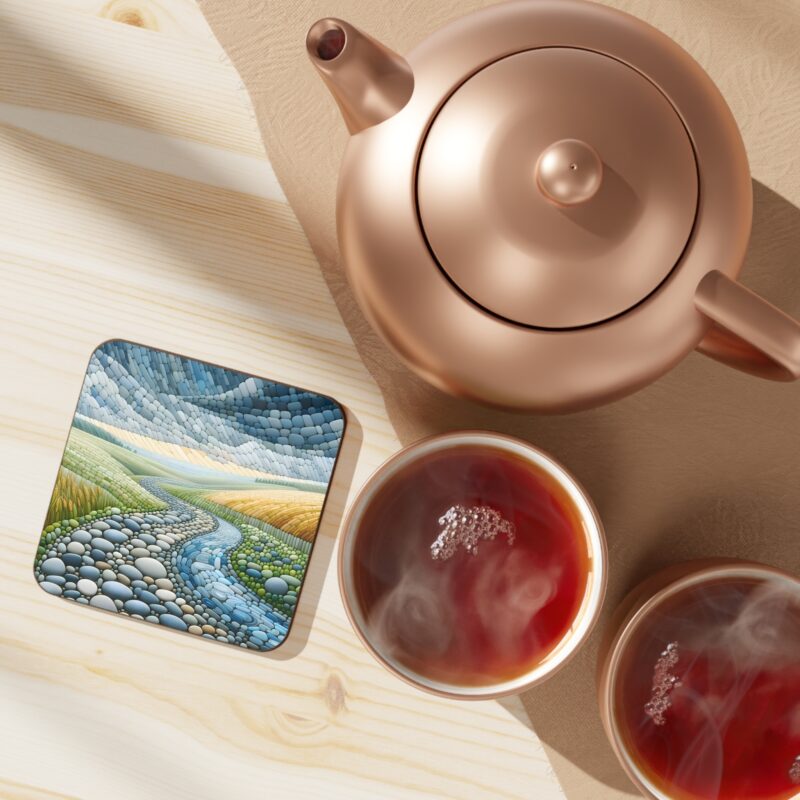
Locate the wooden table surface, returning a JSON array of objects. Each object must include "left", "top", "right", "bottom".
[{"left": 0, "top": 1, "right": 565, "bottom": 797}]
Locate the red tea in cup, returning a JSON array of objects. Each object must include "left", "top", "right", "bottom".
[
  {"left": 339, "top": 433, "right": 606, "bottom": 697},
  {"left": 606, "top": 567, "right": 800, "bottom": 800}
]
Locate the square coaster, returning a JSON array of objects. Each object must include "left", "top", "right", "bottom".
[{"left": 34, "top": 340, "right": 346, "bottom": 651}]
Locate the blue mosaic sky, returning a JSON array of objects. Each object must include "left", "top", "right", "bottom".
[{"left": 75, "top": 341, "right": 344, "bottom": 484}]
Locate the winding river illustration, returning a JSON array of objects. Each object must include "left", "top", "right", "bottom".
[{"left": 33, "top": 341, "right": 344, "bottom": 651}]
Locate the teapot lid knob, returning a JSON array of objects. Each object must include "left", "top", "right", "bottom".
[{"left": 536, "top": 139, "right": 603, "bottom": 206}]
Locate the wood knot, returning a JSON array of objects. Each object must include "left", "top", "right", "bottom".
[
  {"left": 323, "top": 670, "right": 348, "bottom": 715},
  {"left": 100, "top": 1, "right": 159, "bottom": 31}
]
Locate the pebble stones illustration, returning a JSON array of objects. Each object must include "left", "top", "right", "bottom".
[
  {"left": 34, "top": 341, "right": 345, "bottom": 651},
  {"left": 36, "top": 480, "right": 291, "bottom": 649}
]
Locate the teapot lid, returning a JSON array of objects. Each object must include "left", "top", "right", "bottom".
[{"left": 417, "top": 47, "right": 698, "bottom": 329}]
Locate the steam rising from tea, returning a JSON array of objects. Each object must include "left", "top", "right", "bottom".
[
  {"left": 351, "top": 445, "right": 590, "bottom": 687},
  {"left": 615, "top": 575, "right": 800, "bottom": 800}
]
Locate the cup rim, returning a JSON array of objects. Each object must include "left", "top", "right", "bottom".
[
  {"left": 338, "top": 430, "right": 608, "bottom": 700},
  {"left": 598, "top": 560, "right": 800, "bottom": 800}
]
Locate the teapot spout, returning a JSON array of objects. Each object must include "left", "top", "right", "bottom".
[{"left": 306, "top": 19, "right": 414, "bottom": 134}]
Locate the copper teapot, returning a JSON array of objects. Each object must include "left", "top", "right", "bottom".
[{"left": 307, "top": 0, "right": 800, "bottom": 412}]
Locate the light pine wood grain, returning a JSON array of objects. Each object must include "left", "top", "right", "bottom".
[{"left": 0, "top": 0, "right": 564, "bottom": 798}]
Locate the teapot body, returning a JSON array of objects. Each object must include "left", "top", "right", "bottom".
[{"left": 325, "top": 0, "right": 755, "bottom": 411}]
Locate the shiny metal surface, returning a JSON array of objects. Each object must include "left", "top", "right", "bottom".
[
  {"left": 306, "top": 18, "right": 413, "bottom": 134},
  {"left": 536, "top": 138, "right": 603, "bottom": 207},
  {"left": 309, "top": 0, "right": 799, "bottom": 411},
  {"left": 417, "top": 47, "right": 698, "bottom": 329},
  {"left": 695, "top": 270, "right": 800, "bottom": 380}
]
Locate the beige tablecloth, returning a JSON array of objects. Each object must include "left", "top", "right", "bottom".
[{"left": 196, "top": 1, "right": 800, "bottom": 796}]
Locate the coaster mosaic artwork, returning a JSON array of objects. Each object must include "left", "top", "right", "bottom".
[{"left": 33, "top": 341, "right": 345, "bottom": 651}]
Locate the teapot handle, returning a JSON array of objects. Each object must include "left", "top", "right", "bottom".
[{"left": 694, "top": 271, "right": 800, "bottom": 381}]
